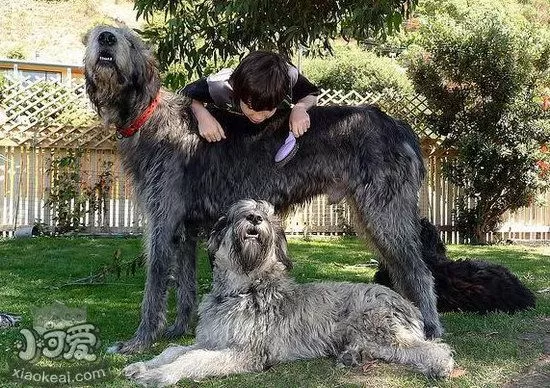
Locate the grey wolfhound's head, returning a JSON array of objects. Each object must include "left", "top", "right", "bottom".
[
  {"left": 84, "top": 25, "right": 160, "bottom": 124},
  {"left": 207, "top": 200, "right": 292, "bottom": 276}
]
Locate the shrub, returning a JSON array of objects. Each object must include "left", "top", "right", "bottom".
[
  {"left": 7, "top": 46, "right": 26, "bottom": 60},
  {"left": 0, "top": 73, "right": 5, "bottom": 95},
  {"left": 407, "top": 9, "right": 550, "bottom": 243},
  {"left": 45, "top": 151, "right": 114, "bottom": 235},
  {"left": 300, "top": 43, "right": 413, "bottom": 95}
]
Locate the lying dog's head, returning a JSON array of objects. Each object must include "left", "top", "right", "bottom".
[
  {"left": 208, "top": 199, "right": 292, "bottom": 276},
  {"left": 83, "top": 25, "right": 160, "bottom": 122}
]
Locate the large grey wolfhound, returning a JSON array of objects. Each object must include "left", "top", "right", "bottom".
[
  {"left": 84, "top": 25, "right": 442, "bottom": 354},
  {"left": 123, "top": 200, "right": 454, "bottom": 386}
]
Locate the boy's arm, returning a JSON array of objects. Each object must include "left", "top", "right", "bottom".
[
  {"left": 179, "top": 78, "right": 226, "bottom": 142},
  {"left": 178, "top": 78, "right": 214, "bottom": 104},
  {"left": 293, "top": 94, "right": 317, "bottom": 111},
  {"left": 289, "top": 95, "right": 317, "bottom": 137},
  {"left": 289, "top": 74, "right": 319, "bottom": 137},
  {"left": 190, "top": 100, "right": 226, "bottom": 142}
]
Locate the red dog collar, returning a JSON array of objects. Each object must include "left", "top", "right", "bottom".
[{"left": 117, "top": 93, "right": 161, "bottom": 138}]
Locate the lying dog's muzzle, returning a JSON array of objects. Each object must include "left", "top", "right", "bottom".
[{"left": 245, "top": 226, "right": 260, "bottom": 240}]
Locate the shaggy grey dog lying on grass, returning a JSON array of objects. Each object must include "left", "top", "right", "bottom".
[{"left": 123, "top": 200, "right": 454, "bottom": 386}]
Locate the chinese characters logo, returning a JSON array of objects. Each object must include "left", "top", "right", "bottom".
[{"left": 15, "top": 302, "right": 99, "bottom": 362}]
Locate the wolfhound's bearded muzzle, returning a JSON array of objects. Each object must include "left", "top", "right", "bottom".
[
  {"left": 85, "top": 27, "right": 125, "bottom": 70},
  {"left": 236, "top": 209, "right": 270, "bottom": 243},
  {"left": 84, "top": 25, "right": 161, "bottom": 125},
  {"left": 96, "top": 31, "right": 118, "bottom": 66},
  {"left": 232, "top": 204, "right": 274, "bottom": 273}
]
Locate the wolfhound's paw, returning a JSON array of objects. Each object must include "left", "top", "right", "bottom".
[
  {"left": 123, "top": 361, "right": 148, "bottom": 378},
  {"left": 163, "top": 323, "right": 188, "bottom": 339},
  {"left": 427, "top": 358, "right": 454, "bottom": 378},
  {"left": 435, "top": 344, "right": 455, "bottom": 378},
  {"left": 129, "top": 366, "right": 180, "bottom": 387},
  {"left": 441, "top": 357, "right": 455, "bottom": 378},
  {"left": 424, "top": 321, "right": 444, "bottom": 339},
  {"left": 426, "top": 343, "right": 454, "bottom": 378},
  {"left": 112, "top": 337, "right": 151, "bottom": 354}
]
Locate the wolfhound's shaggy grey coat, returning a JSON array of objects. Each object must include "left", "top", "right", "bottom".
[
  {"left": 84, "top": 25, "right": 442, "bottom": 354},
  {"left": 123, "top": 200, "right": 454, "bottom": 386}
]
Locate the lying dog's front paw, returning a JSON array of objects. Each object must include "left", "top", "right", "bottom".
[
  {"left": 128, "top": 366, "right": 180, "bottom": 387},
  {"left": 122, "top": 361, "right": 147, "bottom": 378},
  {"left": 338, "top": 349, "right": 362, "bottom": 367}
]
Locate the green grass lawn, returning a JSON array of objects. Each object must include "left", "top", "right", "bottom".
[{"left": 0, "top": 236, "right": 549, "bottom": 387}]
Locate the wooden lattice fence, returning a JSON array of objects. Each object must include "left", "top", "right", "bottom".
[
  {"left": 317, "top": 89, "right": 436, "bottom": 138},
  {"left": 1, "top": 77, "right": 114, "bottom": 149},
  {"left": 1, "top": 77, "right": 549, "bottom": 241}
]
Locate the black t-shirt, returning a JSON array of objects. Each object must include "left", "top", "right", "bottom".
[{"left": 178, "top": 66, "right": 320, "bottom": 113}]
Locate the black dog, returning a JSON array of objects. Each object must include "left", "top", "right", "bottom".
[{"left": 374, "top": 219, "right": 536, "bottom": 313}]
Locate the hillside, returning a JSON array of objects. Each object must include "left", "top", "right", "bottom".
[{"left": 0, "top": 0, "right": 144, "bottom": 65}]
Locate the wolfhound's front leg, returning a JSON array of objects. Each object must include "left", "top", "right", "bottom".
[
  {"left": 361, "top": 341, "right": 454, "bottom": 378},
  {"left": 116, "top": 220, "right": 177, "bottom": 354},
  {"left": 349, "top": 194, "right": 443, "bottom": 339},
  {"left": 165, "top": 225, "right": 199, "bottom": 339},
  {"left": 126, "top": 348, "right": 264, "bottom": 386}
]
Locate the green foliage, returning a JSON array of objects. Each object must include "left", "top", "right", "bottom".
[
  {"left": 6, "top": 46, "right": 27, "bottom": 60},
  {"left": 0, "top": 73, "right": 5, "bottom": 95},
  {"left": 85, "top": 160, "right": 114, "bottom": 225},
  {"left": 160, "top": 55, "right": 240, "bottom": 91},
  {"left": 33, "top": 219, "right": 52, "bottom": 237},
  {"left": 135, "top": 0, "right": 417, "bottom": 74},
  {"left": 60, "top": 250, "right": 146, "bottom": 287},
  {"left": 45, "top": 151, "right": 114, "bottom": 235},
  {"left": 301, "top": 43, "right": 413, "bottom": 94},
  {"left": 29, "top": 80, "right": 96, "bottom": 127},
  {"left": 407, "top": 7, "right": 550, "bottom": 243},
  {"left": 381, "top": 0, "right": 545, "bottom": 59},
  {"left": 139, "top": 13, "right": 242, "bottom": 90},
  {"left": 45, "top": 150, "right": 88, "bottom": 234}
]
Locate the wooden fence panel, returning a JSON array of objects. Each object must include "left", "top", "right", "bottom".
[
  {"left": 2, "top": 145, "right": 550, "bottom": 241},
  {"left": 2, "top": 79, "right": 550, "bottom": 241}
]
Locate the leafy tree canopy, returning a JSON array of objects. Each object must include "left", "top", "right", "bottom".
[
  {"left": 406, "top": 3, "right": 550, "bottom": 243},
  {"left": 135, "top": 0, "right": 416, "bottom": 73}
]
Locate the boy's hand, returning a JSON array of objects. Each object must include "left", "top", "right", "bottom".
[
  {"left": 289, "top": 106, "right": 310, "bottom": 137},
  {"left": 197, "top": 111, "right": 226, "bottom": 142},
  {"left": 192, "top": 101, "right": 226, "bottom": 142}
]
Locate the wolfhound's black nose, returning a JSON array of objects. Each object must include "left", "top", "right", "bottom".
[
  {"left": 246, "top": 213, "right": 263, "bottom": 225},
  {"left": 98, "top": 31, "right": 117, "bottom": 46}
]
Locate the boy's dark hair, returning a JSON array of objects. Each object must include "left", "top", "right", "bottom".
[{"left": 230, "top": 51, "right": 290, "bottom": 112}]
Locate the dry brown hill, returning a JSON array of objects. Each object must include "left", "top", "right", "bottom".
[{"left": 0, "top": 0, "right": 143, "bottom": 65}]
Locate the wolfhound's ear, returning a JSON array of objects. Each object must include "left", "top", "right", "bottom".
[
  {"left": 275, "top": 227, "right": 293, "bottom": 270},
  {"left": 207, "top": 216, "right": 228, "bottom": 266},
  {"left": 257, "top": 200, "right": 275, "bottom": 216},
  {"left": 81, "top": 30, "right": 91, "bottom": 46}
]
